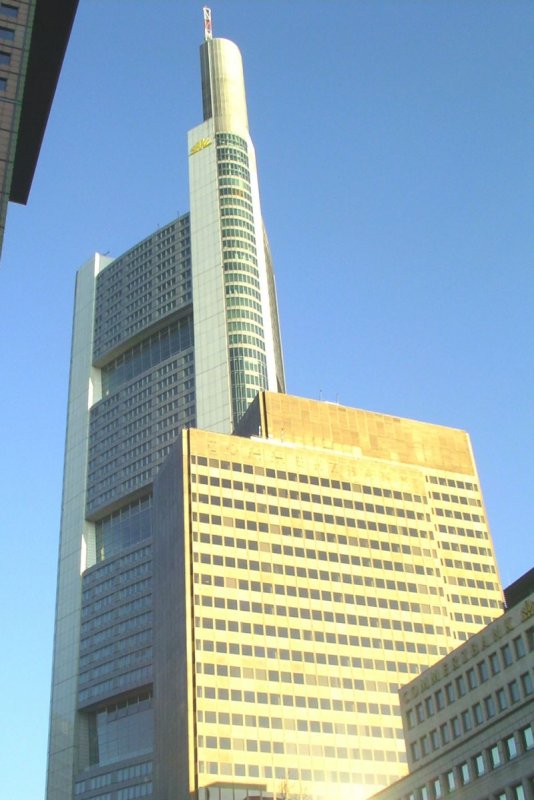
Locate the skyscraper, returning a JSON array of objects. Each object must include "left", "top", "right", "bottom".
[
  {"left": 47, "top": 12, "right": 503, "bottom": 800},
  {"left": 46, "top": 12, "right": 284, "bottom": 800}
]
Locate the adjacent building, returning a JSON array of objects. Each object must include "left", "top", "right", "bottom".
[
  {"left": 48, "top": 12, "right": 505, "bottom": 800},
  {"left": 0, "top": 0, "right": 78, "bottom": 256},
  {"left": 369, "top": 570, "right": 534, "bottom": 800}
]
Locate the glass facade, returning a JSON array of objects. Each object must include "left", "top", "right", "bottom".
[{"left": 216, "top": 132, "right": 269, "bottom": 426}]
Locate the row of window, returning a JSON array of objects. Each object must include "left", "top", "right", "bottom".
[
  {"left": 197, "top": 734, "right": 400, "bottom": 762},
  {"left": 407, "top": 632, "right": 533, "bottom": 730},
  {"left": 197, "top": 709, "right": 399, "bottom": 737},
  {"left": 405, "top": 725, "right": 533, "bottom": 800},
  {"left": 197, "top": 680, "right": 407, "bottom": 718},
  {"left": 411, "top": 673, "right": 533, "bottom": 761},
  {"left": 198, "top": 760, "right": 390, "bottom": 786},
  {"left": 78, "top": 664, "right": 152, "bottom": 705},
  {"left": 79, "top": 627, "right": 152, "bottom": 669},
  {"left": 80, "top": 593, "right": 152, "bottom": 636},
  {"left": 194, "top": 564, "right": 446, "bottom": 614},
  {"left": 80, "top": 610, "right": 152, "bottom": 654},
  {"left": 426, "top": 474, "right": 478, "bottom": 491}
]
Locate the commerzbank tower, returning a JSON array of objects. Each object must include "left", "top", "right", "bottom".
[{"left": 46, "top": 10, "right": 503, "bottom": 800}]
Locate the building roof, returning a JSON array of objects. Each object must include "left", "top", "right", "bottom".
[{"left": 9, "top": 0, "right": 79, "bottom": 204}]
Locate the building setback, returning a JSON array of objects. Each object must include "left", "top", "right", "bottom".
[
  {"left": 369, "top": 571, "right": 534, "bottom": 800},
  {"left": 48, "top": 13, "right": 504, "bottom": 800}
]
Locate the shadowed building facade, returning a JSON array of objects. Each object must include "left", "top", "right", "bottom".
[{"left": 0, "top": 0, "right": 78, "bottom": 257}]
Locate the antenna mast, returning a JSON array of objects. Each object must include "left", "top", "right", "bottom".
[{"left": 203, "top": 7, "right": 213, "bottom": 40}]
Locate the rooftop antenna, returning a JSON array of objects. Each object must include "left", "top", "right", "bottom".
[{"left": 203, "top": 6, "right": 213, "bottom": 40}]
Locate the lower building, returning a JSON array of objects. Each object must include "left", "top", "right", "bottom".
[
  {"left": 148, "top": 391, "right": 503, "bottom": 800},
  {"left": 370, "top": 571, "right": 534, "bottom": 800}
]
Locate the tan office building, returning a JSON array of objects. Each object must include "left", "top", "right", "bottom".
[
  {"left": 370, "top": 572, "right": 534, "bottom": 800},
  {"left": 152, "top": 392, "right": 504, "bottom": 800}
]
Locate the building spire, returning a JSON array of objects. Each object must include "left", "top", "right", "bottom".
[{"left": 203, "top": 7, "right": 212, "bottom": 41}]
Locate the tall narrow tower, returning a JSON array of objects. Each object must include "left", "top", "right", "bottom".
[
  {"left": 189, "top": 11, "right": 284, "bottom": 431},
  {"left": 46, "top": 11, "right": 284, "bottom": 800}
]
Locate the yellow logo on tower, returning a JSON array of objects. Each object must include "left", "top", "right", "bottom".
[{"left": 190, "top": 137, "right": 212, "bottom": 155}]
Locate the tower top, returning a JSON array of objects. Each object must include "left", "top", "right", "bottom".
[{"left": 203, "top": 7, "right": 212, "bottom": 41}]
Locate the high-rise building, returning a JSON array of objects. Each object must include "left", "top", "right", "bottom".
[
  {"left": 47, "top": 12, "right": 503, "bottom": 800},
  {"left": 46, "top": 14, "right": 284, "bottom": 800},
  {"left": 152, "top": 392, "right": 503, "bottom": 800},
  {"left": 0, "top": 0, "right": 79, "bottom": 258}
]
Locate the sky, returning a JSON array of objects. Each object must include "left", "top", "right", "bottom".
[{"left": 0, "top": 1, "right": 532, "bottom": 797}]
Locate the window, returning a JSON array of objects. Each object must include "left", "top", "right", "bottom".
[
  {"left": 521, "top": 671, "right": 533, "bottom": 696},
  {"left": 459, "top": 762, "right": 470, "bottom": 785},
  {"left": 489, "top": 743, "right": 502, "bottom": 768},
  {"left": 446, "top": 770, "right": 456, "bottom": 792},
  {"left": 513, "top": 635, "right": 526, "bottom": 658},
  {"left": 411, "top": 741, "right": 420, "bottom": 762},
  {"left": 477, "top": 659, "right": 489, "bottom": 682},
  {"left": 505, "top": 734, "right": 518, "bottom": 760},
  {"left": 0, "top": 50, "right": 10, "bottom": 63},
  {"left": 0, "top": 25, "right": 14, "bottom": 39},
  {"left": 521, "top": 725, "right": 534, "bottom": 750},
  {"left": 512, "top": 785, "right": 526, "bottom": 800},
  {"left": 430, "top": 729, "right": 439, "bottom": 750},
  {"left": 445, "top": 683, "right": 455, "bottom": 704},
  {"left": 527, "top": 626, "right": 534, "bottom": 651},
  {"left": 489, "top": 651, "right": 500, "bottom": 675},
  {"left": 456, "top": 675, "right": 466, "bottom": 696},
  {"left": 509, "top": 679, "right": 520, "bottom": 703},
  {"left": 407, "top": 708, "right": 415, "bottom": 729},
  {"left": 416, "top": 703, "right": 424, "bottom": 723},
  {"left": 472, "top": 702, "right": 483, "bottom": 725},
  {"left": 484, "top": 695, "right": 496, "bottom": 718},
  {"left": 0, "top": 4, "right": 18, "bottom": 17},
  {"left": 435, "top": 688, "right": 445, "bottom": 710},
  {"left": 473, "top": 752, "right": 485, "bottom": 776},
  {"left": 0, "top": 76, "right": 6, "bottom": 90},
  {"left": 433, "top": 778, "right": 442, "bottom": 799},
  {"left": 466, "top": 667, "right": 477, "bottom": 689},
  {"left": 496, "top": 687, "right": 508, "bottom": 711},
  {"left": 420, "top": 787, "right": 429, "bottom": 800},
  {"left": 425, "top": 695, "right": 435, "bottom": 716},
  {"left": 440, "top": 723, "right": 450, "bottom": 744},
  {"left": 451, "top": 716, "right": 460, "bottom": 738},
  {"left": 501, "top": 643, "right": 513, "bottom": 667},
  {"left": 462, "top": 709, "right": 472, "bottom": 732}
]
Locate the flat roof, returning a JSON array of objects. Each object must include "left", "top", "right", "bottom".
[{"left": 9, "top": 0, "right": 79, "bottom": 204}]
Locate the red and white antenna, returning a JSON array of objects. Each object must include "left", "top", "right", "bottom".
[{"left": 203, "top": 7, "right": 213, "bottom": 41}]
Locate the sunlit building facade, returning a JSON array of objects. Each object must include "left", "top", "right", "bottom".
[
  {"left": 152, "top": 392, "right": 503, "bottom": 800},
  {"left": 369, "top": 571, "right": 534, "bottom": 800}
]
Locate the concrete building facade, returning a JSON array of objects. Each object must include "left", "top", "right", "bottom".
[
  {"left": 370, "top": 573, "right": 534, "bottom": 800},
  {"left": 151, "top": 392, "right": 504, "bottom": 800}
]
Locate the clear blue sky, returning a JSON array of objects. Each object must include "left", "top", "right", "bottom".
[{"left": 0, "top": 2, "right": 532, "bottom": 797}]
